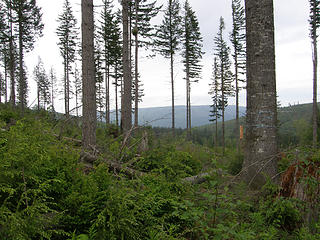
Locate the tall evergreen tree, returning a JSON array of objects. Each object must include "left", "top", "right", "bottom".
[
  {"left": 57, "top": 0, "right": 78, "bottom": 117},
  {"left": 309, "top": 0, "right": 320, "bottom": 148},
  {"left": 49, "top": 67, "right": 57, "bottom": 111},
  {"left": 111, "top": 11, "right": 123, "bottom": 127},
  {"left": 121, "top": 0, "right": 132, "bottom": 133},
  {"left": 155, "top": 0, "right": 182, "bottom": 136},
  {"left": 182, "top": 0, "right": 203, "bottom": 137},
  {"left": 2, "top": 0, "right": 17, "bottom": 105},
  {"left": 12, "top": 0, "right": 43, "bottom": 110},
  {"left": 73, "top": 63, "right": 81, "bottom": 117},
  {"left": 214, "top": 17, "right": 234, "bottom": 154},
  {"left": 82, "top": 0, "right": 96, "bottom": 149},
  {"left": 99, "top": 0, "right": 119, "bottom": 124},
  {"left": 130, "top": 0, "right": 160, "bottom": 127},
  {"left": 230, "top": 0, "right": 246, "bottom": 154},
  {"left": 95, "top": 37, "right": 105, "bottom": 122},
  {"left": 209, "top": 57, "right": 223, "bottom": 149},
  {"left": 33, "top": 57, "right": 50, "bottom": 110},
  {"left": 243, "top": 0, "right": 278, "bottom": 188}
]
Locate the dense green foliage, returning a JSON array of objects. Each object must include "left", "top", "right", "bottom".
[{"left": 0, "top": 104, "right": 319, "bottom": 239}]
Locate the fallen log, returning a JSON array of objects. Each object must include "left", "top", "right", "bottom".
[
  {"left": 182, "top": 172, "right": 211, "bottom": 185},
  {"left": 53, "top": 134, "right": 82, "bottom": 146},
  {"left": 79, "top": 151, "right": 145, "bottom": 178}
]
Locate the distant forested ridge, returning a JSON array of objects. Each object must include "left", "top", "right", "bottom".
[{"left": 106, "top": 105, "right": 246, "bottom": 128}]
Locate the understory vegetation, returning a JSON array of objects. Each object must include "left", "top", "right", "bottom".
[{"left": 0, "top": 104, "right": 319, "bottom": 239}]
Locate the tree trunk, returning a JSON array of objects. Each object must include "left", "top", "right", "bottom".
[
  {"left": 18, "top": 5, "right": 24, "bottom": 111},
  {"left": 121, "top": 0, "right": 132, "bottom": 133},
  {"left": 66, "top": 55, "right": 70, "bottom": 117},
  {"left": 312, "top": 33, "right": 318, "bottom": 148},
  {"left": 134, "top": 0, "right": 139, "bottom": 128},
  {"left": 9, "top": 0, "right": 15, "bottom": 106},
  {"left": 115, "top": 64, "right": 119, "bottom": 127},
  {"left": 235, "top": 56, "right": 240, "bottom": 155},
  {"left": 221, "top": 66, "right": 225, "bottom": 155},
  {"left": 243, "top": 0, "right": 278, "bottom": 189},
  {"left": 82, "top": 0, "right": 96, "bottom": 149},
  {"left": 4, "top": 54, "right": 8, "bottom": 103},
  {"left": 170, "top": 52, "right": 175, "bottom": 136},
  {"left": 105, "top": 56, "right": 110, "bottom": 124}
]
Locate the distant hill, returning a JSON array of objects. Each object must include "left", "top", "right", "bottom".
[
  {"left": 191, "top": 102, "right": 318, "bottom": 147},
  {"left": 109, "top": 105, "right": 246, "bottom": 129}
]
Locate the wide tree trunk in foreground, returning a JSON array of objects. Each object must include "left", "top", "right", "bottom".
[
  {"left": 121, "top": 0, "right": 132, "bottom": 133},
  {"left": 82, "top": 0, "right": 96, "bottom": 149},
  {"left": 242, "top": 0, "right": 278, "bottom": 188}
]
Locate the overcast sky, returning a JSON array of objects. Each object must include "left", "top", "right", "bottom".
[{"left": 24, "top": 0, "right": 312, "bottom": 113}]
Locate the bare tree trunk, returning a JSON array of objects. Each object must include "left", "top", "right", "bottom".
[
  {"left": 235, "top": 56, "right": 240, "bottom": 155},
  {"left": 115, "top": 65, "right": 119, "bottom": 127},
  {"left": 134, "top": 0, "right": 139, "bottom": 128},
  {"left": 18, "top": 5, "right": 24, "bottom": 111},
  {"left": 186, "top": 54, "right": 191, "bottom": 139},
  {"left": 4, "top": 54, "right": 8, "bottom": 103},
  {"left": 66, "top": 56, "right": 70, "bottom": 117},
  {"left": 170, "top": 52, "right": 175, "bottom": 136},
  {"left": 188, "top": 83, "right": 191, "bottom": 133},
  {"left": 37, "top": 85, "right": 40, "bottom": 111},
  {"left": 312, "top": 33, "right": 318, "bottom": 148},
  {"left": 9, "top": 0, "right": 15, "bottom": 106},
  {"left": 243, "top": 0, "right": 278, "bottom": 189},
  {"left": 105, "top": 57, "right": 110, "bottom": 124},
  {"left": 121, "top": 0, "right": 132, "bottom": 133},
  {"left": 221, "top": 67, "right": 225, "bottom": 155},
  {"left": 82, "top": 0, "right": 96, "bottom": 149}
]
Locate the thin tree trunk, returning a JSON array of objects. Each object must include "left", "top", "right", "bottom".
[
  {"left": 121, "top": 0, "right": 132, "bottom": 133},
  {"left": 312, "top": 33, "right": 318, "bottom": 148},
  {"left": 4, "top": 54, "right": 8, "bottom": 103},
  {"left": 243, "top": 0, "right": 278, "bottom": 188},
  {"left": 235, "top": 56, "right": 240, "bottom": 155},
  {"left": 66, "top": 56, "right": 70, "bottom": 117},
  {"left": 18, "top": 4, "right": 24, "bottom": 111},
  {"left": 170, "top": 52, "right": 175, "bottom": 136},
  {"left": 105, "top": 57, "right": 110, "bottom": 124},
  {"left": 37, "top": 85, "right": 40, "bottom": 110},
  {"left": 9, "top": 0, "right": 15, "bottom": 106},
  {"left": 188, "top": 83, "right": 191, "bottom": 131},
  {"left": 115, "top": 65, "right": 119, "bottom": 127},
  {"left": 64, "top": 59, "right": 67, "bottom": 116},
  {"left": 51, "top": 75, "right": 55, "bottom": 112},
  {"left": 82, "top": 0, "right": 96, "bottom": 149},
  {"left": 221, "top": 66, "right": 225, "bottom": 155},
  {"left": 134, "top": 0, "right": 139, "bottom": 128}
]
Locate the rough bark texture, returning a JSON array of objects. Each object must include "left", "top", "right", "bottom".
[
  {"left": 82, "top": 0, "right": 96, "bottom": 149},
  {"left": 121, "top": 0, "right": 132, "bottom": 133},
  {"left": 242, "top": 0, "right": 278, "bottom": 189},
  {"left": 134, "top": 0, "right": 139, "bottom": 128}
]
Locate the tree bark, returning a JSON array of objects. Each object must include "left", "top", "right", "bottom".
[
  {"left": 312, "top": 30, "right": 318, "bottom": 148},
  {"left": 121, "top": 0, "right": 132, "bottom": 133},
  {"left": 9, "top": 0, "right": 15, "bottom": 106},
  {"left": 243, "top": 0, "right": 278, "bottom": 189},
  {"left": 115, "top": 65, "right": 119, "bottom": 127},
  {"left": 170, "top": 52, "right": 175, "bottom": 136},
  {"left": 18, "top": 8, "right": 24, "bottom": 111},
  {"left": 82, "top": 0, "right": 96, "bottom": 149},
  {"left": 134, "top": 0, "right": 139, "bottom": 128}
]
